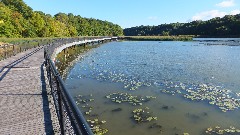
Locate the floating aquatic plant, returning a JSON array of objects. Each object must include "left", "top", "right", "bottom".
[
  {"left": 106, "top": 92, "right": 156, "bottom": 106},
  {"left": 87, "top": 118, "right": 108, "bottom": 135},
  {"left": 161, "top": 83, "right": 240, "bottom": 112},
  {"left": 75, "top": 94, "right": 94, "bottom": 115},
  {"left": 96, "top": 71, "right": 150, "bottom": 91},
  {"left": 183, "top": 84, "right": 240, "bottom": 112},
  {"left": 75, "top": 94, "right": 94, "bottom": 104},
  {"left": 205, "top": 126, "right": 240, "bottom": 135},
  {"left": 132, "top": 107, "right": 157, "bottom": 123}
]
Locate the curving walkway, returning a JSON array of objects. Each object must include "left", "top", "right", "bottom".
[{"left": 0, "top": 46, "right": 59, "bottom": 134}]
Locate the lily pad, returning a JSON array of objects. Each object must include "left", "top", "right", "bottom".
[
  {"left": 132, "top": 107, "right": 157, "bottom": 123},
  {"left": 106, "top": 92, "right": 156, "bottom": 106},
  {"left": 87, "top": 118, "right": 108, "bottom": 135},
  {"left": 204, "top": 126, "right": 240, "bottom": 135}
]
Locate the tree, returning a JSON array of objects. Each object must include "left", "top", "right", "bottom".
[
  {"left": 162, "top": 31, "right": 169, "bottom": 36},
  {"left": 0, "top": 0, "right": 124, "bottom": 38},
  {"left": 124, "top": 14, "right": 240, "bottom": 37},
  {"left": 1, "top": 0, "right": 33, "bottom": 18},
  {"left": 30, "top": 12, "right": 45, "bottom": 37}
]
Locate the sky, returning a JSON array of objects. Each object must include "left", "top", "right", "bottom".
[{"left": 23, "top": 0, "right": 240, "bottom": 28}]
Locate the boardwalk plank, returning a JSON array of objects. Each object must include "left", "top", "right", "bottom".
[{"left": 0, "top": 47, "right": 60, "bottom": 135}]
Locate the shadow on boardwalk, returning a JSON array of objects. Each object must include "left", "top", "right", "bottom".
[
  {"left": 41, "top": 63, "right": 54, "bottom": 134},
  {"left": 0, "top": 47, "right": 42, "bottom": 81},
  {"left": 0, "top": 47, "right": 59, "bottom": 134}
]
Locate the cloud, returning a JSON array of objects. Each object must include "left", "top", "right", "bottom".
[
  {"left": 191, "top": 9, "right": 240, "bottom": 21},
  {"left": 148, "top": 16, "right": 158, "bottom": 20},
  {"left": 230, "top": 9, "right": 240, "bottom": 15},
  {"left": 216, "top": 0, "right": 235, "bottom": 7},
  {"left": 192, "top": 10, "right": 226, "bottom": 21}
]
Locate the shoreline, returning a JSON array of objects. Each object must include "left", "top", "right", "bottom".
[
  {"left": 119, "top": 36, "right": 194, "bottom": 41},
  {"left": 119, "top": 36, "right": 240, "bottom": 41}
]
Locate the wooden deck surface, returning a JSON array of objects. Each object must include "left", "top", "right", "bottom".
[{"left": 0, "top": 46, "right": 60, "bottom": 134}]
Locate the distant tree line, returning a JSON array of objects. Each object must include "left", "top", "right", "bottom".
[
  {"left": 0, "top": 0, "right": 123, "bottom": 38},
  {"left": 124, "top": 14, "right": 240, "bottom": 37}
]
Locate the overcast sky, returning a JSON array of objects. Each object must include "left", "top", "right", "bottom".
[{"left": 24, "top": 0, "right": 240, "bottom": 28}]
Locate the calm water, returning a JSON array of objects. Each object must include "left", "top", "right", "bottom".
[{"left": 58, "top": 41, "right": 240, "bottom": 135}]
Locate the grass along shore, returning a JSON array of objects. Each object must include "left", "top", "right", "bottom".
[{"left": 0, "top": 37, "right": 58, "bottom": 60}]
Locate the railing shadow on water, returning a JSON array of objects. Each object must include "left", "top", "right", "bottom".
[{"left": 44, "top": 39, "right": 94, "bottom": 135}]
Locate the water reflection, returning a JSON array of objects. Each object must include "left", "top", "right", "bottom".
[{"left": 55, "top": 44, "right": 101, "bottom": 78}]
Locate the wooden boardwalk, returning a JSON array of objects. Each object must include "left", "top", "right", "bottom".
[{"left": 0, "top": 46, "right": 59, "bottom": 134}]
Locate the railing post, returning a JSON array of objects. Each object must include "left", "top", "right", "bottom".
[
  {"left": 4, "top": 44, "right": 7, "bottom": 59},
  {"left": 55, "top": 76, "right": 65, "bottom": 135},
  {"left": 13, "top": 45, "right": 15, "bottom": 56}
]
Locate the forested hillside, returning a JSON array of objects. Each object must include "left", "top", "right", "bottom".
[
  {"left": 0, "top": 0, "right": 123, "bottom": 38},
  {"left": 124, "top": 14, "right": 240, "bottom": 37}
]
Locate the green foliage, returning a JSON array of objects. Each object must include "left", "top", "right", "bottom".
[
  {"left": 161, "top": 31, "right": 169, "bottom": 36},
  {"left": 0, "top": 0, "right": 123, "bottom": 38},
  {"left": 124, "top": 15, "right": 240, "bottom": 37},
  {"left": 2, "top": 0, "right": 33, "bottom": 18}
]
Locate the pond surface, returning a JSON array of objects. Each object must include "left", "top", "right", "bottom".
[{"left": 57, "top": 41, "right": 240, "bottom": 135}]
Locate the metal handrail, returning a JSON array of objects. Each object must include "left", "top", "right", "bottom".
[{"left": 44, "top": 47, "right": 94, "bottom": 135}]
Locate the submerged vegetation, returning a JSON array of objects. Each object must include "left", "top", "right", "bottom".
[{"left": 0, "top": 0, "right": 123, "bottom": 38}]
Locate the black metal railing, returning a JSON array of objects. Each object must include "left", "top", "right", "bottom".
[{"left": 44, "top": 47, "right": 94, "bottom": 135}]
